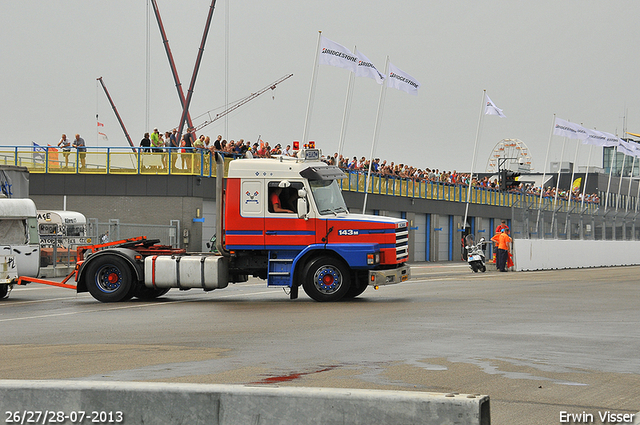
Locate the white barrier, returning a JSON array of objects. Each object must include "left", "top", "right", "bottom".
[
  {"left": 513, "top": 239, "right": 640, "bottom": 271},
  {"left": 0, "top": 380, "right": 490, "bottom": 425}
]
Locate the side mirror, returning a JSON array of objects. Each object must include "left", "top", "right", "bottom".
[
  {"left": 479, "top": 237, "right": 485, "bottom": 243},
  {"left": 297, "top": 196, "right": 308, "bottom": 220}
]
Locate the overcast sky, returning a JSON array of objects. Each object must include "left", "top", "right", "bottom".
[{"left": 2, "top": 1, "right": 639, "bottom": 173}]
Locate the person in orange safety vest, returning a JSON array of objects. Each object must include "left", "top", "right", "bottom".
[{"left": 491, "top": 228, "right": 512, "bottom": 272}]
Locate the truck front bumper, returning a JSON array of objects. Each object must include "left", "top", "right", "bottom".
[{"left": 368, "top": 264, "right": 411, "bottom": 286}]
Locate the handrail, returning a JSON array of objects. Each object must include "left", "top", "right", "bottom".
[
  {"left": 1, "top": 145, "right": 242, "bottom": 177},
  {"left": 337, "top": 170, "right": 600, "bottom": 212},
  {"left": 1, "top": 145, "right": 603, "bottom": 212}
]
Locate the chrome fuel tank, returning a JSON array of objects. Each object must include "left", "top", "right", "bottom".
[{"left": 144, "top": 255, "right": 229, "bottom": 290}]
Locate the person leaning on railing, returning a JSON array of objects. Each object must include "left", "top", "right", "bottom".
[{"left": 72, "top": 134, "right": 86, "bottom": 168}]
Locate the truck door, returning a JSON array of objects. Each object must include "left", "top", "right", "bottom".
[{"left": 265, "top": 181, "right": 317, "bottom": 249}]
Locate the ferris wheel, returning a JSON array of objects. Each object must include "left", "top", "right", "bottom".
[{"left": 485, "top": 138, "right": 533, "bottom": 173}]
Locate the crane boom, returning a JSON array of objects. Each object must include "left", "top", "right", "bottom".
[
  {"left": 178, "top": 0, "right": 217, "bottom": 135},
  {"left": 150, "top": 0, "right": 194, "bottom": 131},
  {"left": 194, "top": 74, "right": 294, "bottom": 132},
  {"left": 97, "top": 77, "right": 134, "bottom": 148}
]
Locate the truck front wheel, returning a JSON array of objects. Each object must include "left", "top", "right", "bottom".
[
  {"left": 302, "top": 256, "right": 350, "bottom": 302},
  {"left": 85, "top": 256, "right": 134, "bottom": 303},
  {"left": 344, "top": 277, "right": 368, "bottom": 299}
]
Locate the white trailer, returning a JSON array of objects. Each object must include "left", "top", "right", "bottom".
[
  {"left": 0, "top": 198, "right": 40, "bottom": 298},
  {"left": 37, "top": 210, "right": 89, "bottom": 247}
]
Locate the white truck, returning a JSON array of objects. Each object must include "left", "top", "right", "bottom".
[{"left": 0, "top": 198, "right": 40, "bottom": 298}]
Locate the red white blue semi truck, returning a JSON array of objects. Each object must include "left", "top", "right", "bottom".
[{"left": 67, "top": 149, "right": 410, "bottom": 302}]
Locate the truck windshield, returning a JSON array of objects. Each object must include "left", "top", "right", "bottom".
[{"left": 309, "top": 180, "right": 348, "bottom": 215}]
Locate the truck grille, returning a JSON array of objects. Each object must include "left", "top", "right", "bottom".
[{"left": 395, "top": 223, "right": 409, "bottom": 261}]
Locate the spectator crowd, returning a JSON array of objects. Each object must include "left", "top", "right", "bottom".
[{"left": 138, "top": 127, "right": 600, "bottom": 205}]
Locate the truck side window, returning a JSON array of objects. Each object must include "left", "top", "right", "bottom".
[
  {"left": 268, "top": 187, "right": 294, "bottom": 213},
  {"left": 268, "top": 182, "right": 303, "bottom": 214}
]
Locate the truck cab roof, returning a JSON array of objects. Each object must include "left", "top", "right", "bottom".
[{"left": 227, "top": 153, "right": 344, "bottom": 181}]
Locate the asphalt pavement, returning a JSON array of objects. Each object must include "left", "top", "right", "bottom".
[{"left": 0, "top": 262, "right": 638, "bottom": 425}]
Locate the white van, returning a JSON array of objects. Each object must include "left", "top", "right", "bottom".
[{"left": 0, "top": 198, "right": 40, "bottom": 298}]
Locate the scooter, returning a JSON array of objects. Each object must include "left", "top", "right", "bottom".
[{"left": 464, "top": 234, "right": 487, "bottom": 273}]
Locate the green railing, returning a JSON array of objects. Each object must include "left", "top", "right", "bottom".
[{"left": 2, "top": 145, "right": 600, "bottom": 212}]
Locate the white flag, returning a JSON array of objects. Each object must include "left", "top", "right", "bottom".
[
  {"left": 553, "top": 117, "right": 585, "bottom": 139},
  {"left": 355, "top": 49, "right": 385, "bottom": 84},
  {"left": 600, "top": 131, "right": 621, "bottom": 147},
  {"left": 318, "top": 36, "right": 358, "bottom": 72},
  {"left": 617, "top": 139, "right": 638, "bottom": 156},
  {"left": 387, "top": 62, "right": 420, "bottom": 95},
  {"left": 484, "top": 94, "right": 506, "bottom": 117}
]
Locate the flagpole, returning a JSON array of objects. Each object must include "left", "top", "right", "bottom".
[
  {"left": 302, "top": 31, "right": 322, "bottom": 146},
  {"left": 604, "top": 144, "right": 616, "bottom": 214},
  {"left": 564, "top": 137, "right": 581, "bottom": 235},
  {"left": 625, "top": 156, "right": 636, "bottom": 212},
  {"left": 551, "top": 136, "right": 567, "bottom": 235},
  {"left": 581, "top": 143, "right": 593, "bottom": 211},
  {"left": 463, "top": 90, "right": 486, "bottom": 231},
  {"left": 615, "top": 152, "right": 626, "bottom": 211},
  {"left": 536, "top": 114, "right": 556, "bottom": 236},
  {"left": 337, "top": 47, "right": 356, "bottom": 158},
  {"left": 362, "top": 56, "right": 389, "bottom": 214},
  {"left": 567, "top": 137, "right": 580, "bottom": 210},
  {"left": 635, "top": 164, "right": 640, "bottom": 215}
]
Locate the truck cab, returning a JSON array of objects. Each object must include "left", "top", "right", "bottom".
[
  {"left": 222, "top": 149, "right": 410, "bottom": 301},
  {"left": 73, "top": 149, "right": 410, "bottom": 303}
]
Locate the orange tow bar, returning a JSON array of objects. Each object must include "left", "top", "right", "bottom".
[{"left": 16, "top": 269, "right": 77, "bottom": 290}]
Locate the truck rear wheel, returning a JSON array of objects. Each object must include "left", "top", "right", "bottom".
[
  {"left": 85, "top": 256, "right": 134, "bottom": 303},
  {"left": 302, "top": 256, "right": 350, "bottom": 302},
  {"left": 0, "top": 284, "right": 8, "bottom": 300}
]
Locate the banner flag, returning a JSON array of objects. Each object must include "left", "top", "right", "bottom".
[
  {"left": 578, "top": 130, "right": 615, "bottom": 147},
  {"left": 484, "top": 94, "right": 506, "bottom": 117},
  {"left": 355, "top": 49, "right": 385, "bottom": 84},
  {"left": 572, "top": 177, "right": 582, "bottom": 192},
  {"left": 98, "top": 132, "right": 108, "bottom": 141},
  {"left": 387, "top": 62, "right": 420, "bottom": 95},
  {"left": 617, "top": 139, "right": 639, "bottom": 156},
  {"left": 31, "top": 142, "right": 45, "bottom": 163},
  {"left": 554, "top": 117, "right": 586, "bottom": 139},
  {"left": 579, "top": 128, "right": 607, "bottom": 145},
  {"left": 318, "top": 36, "right": 358, "bottom": 72}
]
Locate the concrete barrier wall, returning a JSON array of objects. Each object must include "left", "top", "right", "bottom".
[
  {"left": 0, "top": 380, "right": 490, "bottom": 425},
  {"left": 513, "top": 240, "right": 640, "bottom": 271}
]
